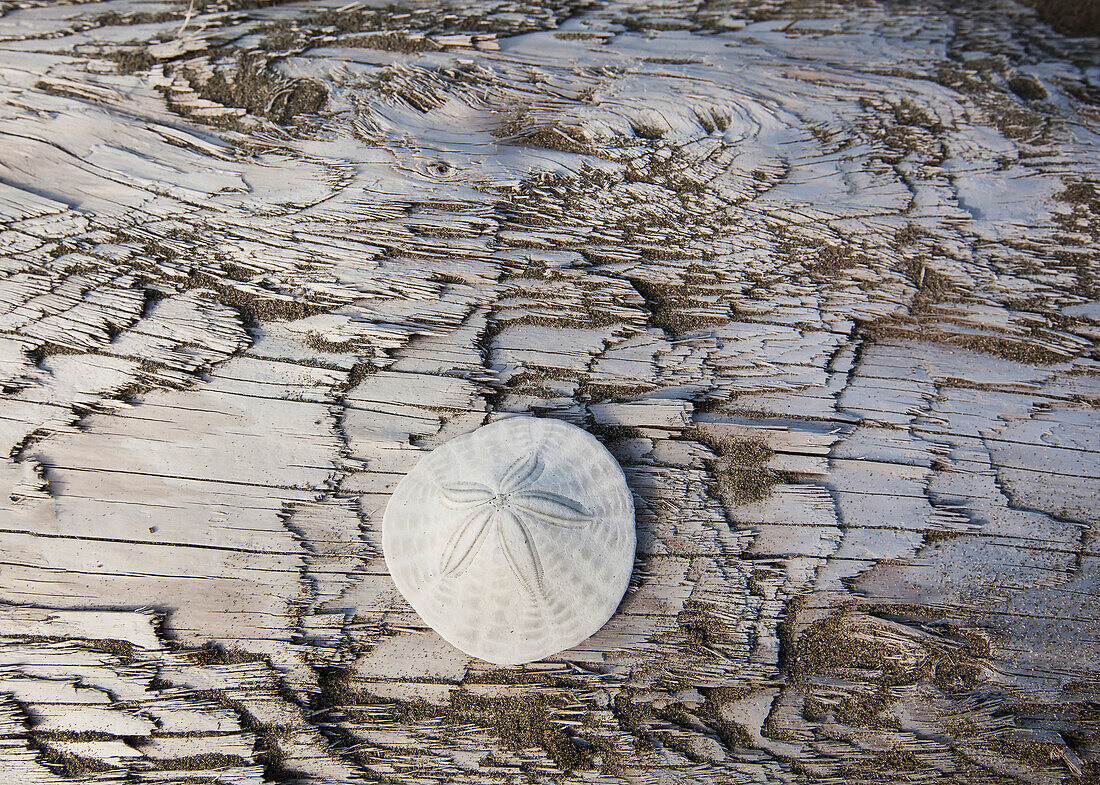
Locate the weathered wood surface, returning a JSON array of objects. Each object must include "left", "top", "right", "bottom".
[{"left": 0, "top": 0, "right": 1098, "bottom": 782}]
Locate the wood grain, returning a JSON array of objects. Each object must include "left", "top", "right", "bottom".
[{"left": 0, "top": 0, "right": 1097, "bottom": 782}]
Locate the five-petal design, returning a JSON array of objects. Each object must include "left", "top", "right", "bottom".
[{"left": 437, "top": 452, "right": 593, "bottom": 599}]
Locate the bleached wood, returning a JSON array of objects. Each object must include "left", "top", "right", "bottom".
[{"left": 0, "top": 0, "right": 1097, "bottom": 783}]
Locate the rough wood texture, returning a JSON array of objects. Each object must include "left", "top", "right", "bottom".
[{"left": 1, "top": 0, "right": 1097, "bottom": 783}]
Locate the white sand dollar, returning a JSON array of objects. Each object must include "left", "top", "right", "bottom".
[{"left": 382, "top": 416, "right": 636, "bottom": 665}]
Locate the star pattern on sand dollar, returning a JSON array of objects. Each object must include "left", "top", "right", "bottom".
[{"left": 436, "top": 452, "right": 593, "bottom": 599}]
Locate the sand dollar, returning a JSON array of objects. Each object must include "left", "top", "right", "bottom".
[{"left": 382, "top": 416, "right": 636, "bottom": 665}]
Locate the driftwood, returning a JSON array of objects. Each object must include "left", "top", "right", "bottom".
[{"left": 0, "top": 0, "right": 1097, "bottom": 782}]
